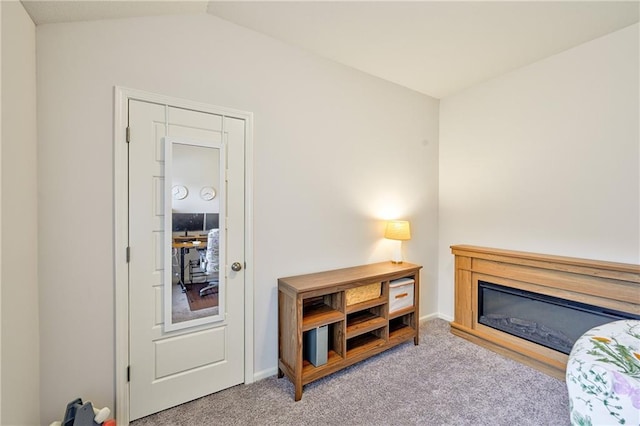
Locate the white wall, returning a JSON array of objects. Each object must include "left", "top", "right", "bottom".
[
  {"left": 36, "top": 14, "right": 439, "bottom": 423},
  {"left": 0, "top": 1, "right": 3, "bottom": 418},
  {"left": 1, "top": 1, "right": 40, "bottom": 425},
  {"left": 438, "top": 24, "right": 639, "bottom": 320}
]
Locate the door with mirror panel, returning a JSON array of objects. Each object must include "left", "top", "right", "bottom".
[{"left": 128, "top": 100, "right": 245, "bottom": 420}]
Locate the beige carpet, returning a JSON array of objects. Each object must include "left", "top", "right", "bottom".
[{"left": 131, "top": 319, "right": 570, "bottom": 425}]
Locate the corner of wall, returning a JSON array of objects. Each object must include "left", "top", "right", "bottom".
[{"left": 1, "top": 1, "right": 40, "bottom": 425}]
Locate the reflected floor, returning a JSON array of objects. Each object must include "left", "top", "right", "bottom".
[{"left": 171, "top": 280, "right": 219, "bottom": 324}]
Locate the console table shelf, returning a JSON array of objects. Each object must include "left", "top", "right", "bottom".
[
  {"left": 345, "top": 296, "right": 386, "bottom": 314},
  {"left": 390, "top": 306, "right": 415, "bottom": 320},
  {"left": 346, "top": 333, "right": 385, "bottom": 355},
  {"left": 278, "top": 261, "right": 422, "bottom": 400},
  {"left": 346, "top": 312, "right": 387, "bottom": 338},
  {"left": 389, "top": 323, "right": 416, "bottom": 342},
  {"left": 302, "top": 304, "right": 343, "bottom": 331}
]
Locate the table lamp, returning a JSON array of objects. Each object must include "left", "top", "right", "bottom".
[{"left": 384, "top": 220, "right": 411, "bottom": 264}]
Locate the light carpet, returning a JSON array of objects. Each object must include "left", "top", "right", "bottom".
[{"left": 131, "top": 319, "right": 570, "bottom": 425}]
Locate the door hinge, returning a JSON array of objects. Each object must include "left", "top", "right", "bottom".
[
  {"left": 126, "top": 246, "right": 131, "bottom": 263},
  {"left": 127, "top": 366, "right": 130, "bottom": 382},
  {"left": 126, "top": 126, "right": 131, "bottom": 143}
]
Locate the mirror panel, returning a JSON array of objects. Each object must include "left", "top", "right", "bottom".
[{"left": 164, "top": 137, "right": 225, "bottom": 332}]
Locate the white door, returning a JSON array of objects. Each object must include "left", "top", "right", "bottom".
[{"left": 128, "top": 99, "right": 246, "bottom": 420}]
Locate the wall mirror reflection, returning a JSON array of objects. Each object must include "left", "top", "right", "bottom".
[{"left": 164, "top": 137, "right": 225, "bottom": 332}]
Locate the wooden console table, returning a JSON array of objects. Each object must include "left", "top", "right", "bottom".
[{"left": 278, "top": 261, "right": 422, "bottom": 400}]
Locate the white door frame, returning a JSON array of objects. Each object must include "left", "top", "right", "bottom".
[{"left": 113, "top": 86, "right": 254, "bottom": 425}]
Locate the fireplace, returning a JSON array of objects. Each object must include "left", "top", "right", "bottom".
[
  {"left": 478, "top": 280, "right": 639, "bottom": 355},
  {"left": 450, "top": 245, "right": 640, "bottom": 379}
]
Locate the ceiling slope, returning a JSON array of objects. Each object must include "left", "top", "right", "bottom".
[{"left": 21, "top": 0, "right": 640, "bottom": 98}]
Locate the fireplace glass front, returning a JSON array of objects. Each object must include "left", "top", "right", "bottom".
[{"left": 478, "top": 281, "right": 639, "bottom": 354}]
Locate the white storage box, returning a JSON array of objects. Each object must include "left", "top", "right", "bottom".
[{"left": 389, "top": 278, "right": 414, "bottom": 313}]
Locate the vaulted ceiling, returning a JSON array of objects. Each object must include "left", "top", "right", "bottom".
[{"left": 21, "top": 1, "right": 640, "bottom": 98}]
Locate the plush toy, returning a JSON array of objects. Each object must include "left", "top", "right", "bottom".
[{"left": 50, "top": 398, "right": 113, "bottom": 426}]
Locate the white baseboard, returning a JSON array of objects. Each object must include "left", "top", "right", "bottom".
[
  {"left": 420, "top": 312, "right": 453, "bottom": 322},
  {"left": 253, "top": 366, "right": 278, "bottom": 382}
]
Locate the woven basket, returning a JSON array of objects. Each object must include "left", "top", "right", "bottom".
[{"left": 345, "top": 283, "right": 381, "bottom": 306}]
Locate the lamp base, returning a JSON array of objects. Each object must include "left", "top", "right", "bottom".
[
  {"left": 391, "top": 260, "right": 404, "bottom": 264},
  {"left": 390, "top": 240, "right": 403, "bottom": 264}
]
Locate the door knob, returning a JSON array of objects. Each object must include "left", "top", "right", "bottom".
[{"left": 231, "top": 262, "right": 243, "bottom": 272}]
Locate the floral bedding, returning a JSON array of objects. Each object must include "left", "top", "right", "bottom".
[{"left": 566, "top": 320, "right": 640, "bottom": 426}]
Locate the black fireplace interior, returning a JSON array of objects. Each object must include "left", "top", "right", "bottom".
[{"left": 478, "top": 280, "right": 640, "bottom": 354}]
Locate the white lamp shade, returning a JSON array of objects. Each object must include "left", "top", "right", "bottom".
[
  {"left": 384, "top": 220, "right": 411, "bottom": 241},
  {"left": 384, "top": 220, "right": 411, "bottom": 263}
]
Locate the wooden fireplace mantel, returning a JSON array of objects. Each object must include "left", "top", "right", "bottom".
[{"left": 450, "top": 245, "right": 640, "bottom": 379}]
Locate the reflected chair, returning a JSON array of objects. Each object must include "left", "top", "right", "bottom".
[
  {"left": 199, "top": 228, "right": 219, "bottom": 297},
  {"left": 172, "top": 247, "right": 187, "bottom": 292}
]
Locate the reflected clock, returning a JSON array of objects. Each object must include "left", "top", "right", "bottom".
[
  {"left": 172, "top": 185, "right": 188, "bottom": 200},
  {"left": 200, "top": 186, "right": 216, "bottom": 201}
]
